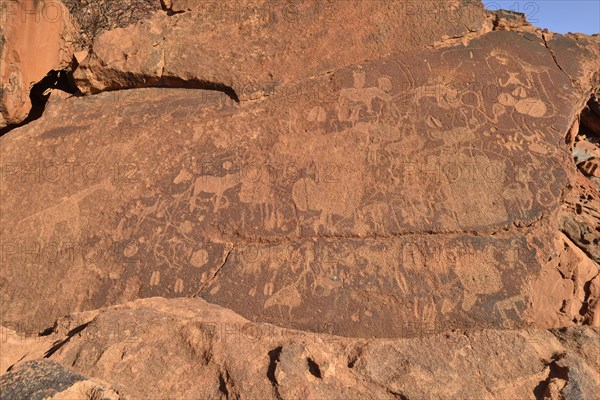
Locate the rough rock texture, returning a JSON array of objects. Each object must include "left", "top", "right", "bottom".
[
  {"left": 2, "top": 28, "right": 599, "bottom": 337},
  {"left": 0, "top": 298, "right": 598, "bottom": 399},
  {"left": 73, "top": 0, "right": 487, "bottom": 99},
  {"left": 1, "top": 1, "right": 600, "bottom": 399},
  {"left": 0, "top": 0, "right": 76, "bottom": 130},
  {"left": 0, "top": 326, "right": 52, "bottom": 374},
  {"left": 60, "top": 0, "right": 162, "bottom": 50},
  {"left": 0, "top": 359, "right": 124, "bottom": 399}
]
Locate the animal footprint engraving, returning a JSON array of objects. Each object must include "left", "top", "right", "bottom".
[
  {"left": 150, "top": 270, "right": 161, "bottom": 286},
  {"left": 174, "top": 278, "right": 184, "bottom": 293}
]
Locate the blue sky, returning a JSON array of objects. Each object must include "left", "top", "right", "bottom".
[{"left": 483, "top": 1, "right": 600, "bottom": 34}]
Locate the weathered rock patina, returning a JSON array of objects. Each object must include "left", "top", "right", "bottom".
[
  {"left": 1, "top": 0, "right": 599, "bottom": 398},
  {"left": 2, "top": 28, "right": 599, "bottom": 337}
]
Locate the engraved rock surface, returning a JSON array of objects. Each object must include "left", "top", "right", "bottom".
[
  {"left": 73, "top": 0, "right": 487, "bottom": 99},
  {"left": 1, "top": 1, "right": 600, "bottom": 399},
  {"left": 1, "top": 25, "right": 599, "bottom": 337}
]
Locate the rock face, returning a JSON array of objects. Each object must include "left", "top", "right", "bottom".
[
  {"left": 0, "top": 359, "right": 124, "bottom": 399},
  {"left": 1, "top": 297, "right": 599, "bottom": 399},
  {"left": 73, "top": 0, "right": 486, "bottom": 99},
  {"left": 0, "top": 0, "right": 76, "bottom": 130},
  {"left": 0, "top": 326, "right": 51, "bottom": 374},
  {"left": 0, "top": 0, "right": 599, "bottom": 399},
  {"left": 60, "top": 0, "right": 162, "bottom": 50},
  {"left": 2, "top": 24, "right": 599, "bottom": 338}
]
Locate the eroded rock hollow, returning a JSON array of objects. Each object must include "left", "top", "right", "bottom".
[{"left": 1, "top": 1, "right": 599, "bottom": 399}]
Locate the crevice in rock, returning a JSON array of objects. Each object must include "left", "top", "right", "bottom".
[
  {"left": 578, "top": 275, "right": 598, "bottom": 319},
  {"left": 218, "top": 371, "right": 230, "bottom": 399},
  {"left": 559, "top": 228, "right": 598, "bottom": 266},
  {"left": 192, "top": 246, "right": 233, "bottom": 298},
  {"left": 156, "top": 77, "right": 242, "bottom": 103},
  {"left": 160, "top": 0, "right": 187, "bottom": 16},
  {"left": 267, "top": 346, "right": 283, "bottom": 400},
  {"left": 306, "top": 357, "right": 322, "bottom": 379},
  {"left": 43, "top": 322, "right": 91, "bottom": 359},
  {"left": 347, "top": 356, "right": 358, "bottom": 369},
  {"left": 205, "top": 223, "right": 545, "bottom": 246},
  {"left": 81, "top": 75, "right": 241, "bottom": 104},
  {"left": 346, "top": 344, "right": 365, "bottom": 369},
  {"left": 0, "top": 68, "right": 79, "bottom": 137},
  {"left": 533, "top": 353, "right": 569, "bottom": 400},
  {"left": 387, "top": 390, "right": 409, "bottom": 400},
  {"left": 542, "top": 32, "right": 578, "bottom": 88},
  {"left": 572, "top": 94, "right": 600, "bottom": 184},
  {"left": 39, "top": 326, "right": 56, "bottom": 337}
]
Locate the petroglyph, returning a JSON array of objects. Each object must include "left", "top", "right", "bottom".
[
  {"left": 150, "top": 271, "right": 160, "bottom": 286},
  {"left": 0, "top": 30, "right": 586, "bottom": 338},
  {"left": 174, "top": 278, "right": 184, "bottom": 293},
  {"left": 194, "top": 236, "right": 538, "bottom": 337},
  {"left": 337, "top": 70, "right": 394, "bottom": 123},
  {"left": 190, "top": 249, "right": 209, "bottom": 268}
]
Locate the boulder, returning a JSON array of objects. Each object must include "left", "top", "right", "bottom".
[
  {"left": 60, "top": 0, "right": 163, "bottom": 50},
  {"left": 73, "top": 0, "right": 487, "bottom": 99},
  {"left": 0, "top": 359, "right": 124, "bottom": 400},
  {"left": 1, "top": 26, "right": 599, "bottom": 336},
  {"left": 13, "top": 297, "right": 600, "bottom": 399},
  {"left": 0, "top": 0, "right": 76, "bottom": 130},
  {"left": 1, "top": 1, "right": 600, "bottom": 398}
]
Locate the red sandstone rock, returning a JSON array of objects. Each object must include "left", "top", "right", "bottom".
[
  {"left": 60, "top": 0, "right": 162, "bottom": 50},
  {"left": 73, "top": 0, "right": 487, "bottom": 99},
  {"left": 0, "top": 0, "right": 76, "bottom": 129},
  {"left": 0, "top": 359, "right": 124, "bottom": 399},
  {"left": 0, "top": 326, "right": 50, "bottom": 374},
  {"left": 2, "top": 297, "right": 599, "bottom": 399},
  {"left": 0, "top": 1, "right": 599, "bottom": 398},
  {"left": 2, "top": 27, "right": 599, "bottom": 337}
]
